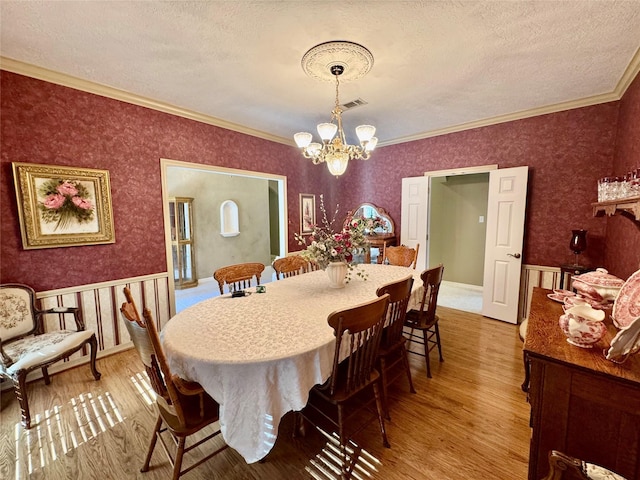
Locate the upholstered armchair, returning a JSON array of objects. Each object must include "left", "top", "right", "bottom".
[{"left": 0, "top": 283, "right": 101, "bottom": 428}]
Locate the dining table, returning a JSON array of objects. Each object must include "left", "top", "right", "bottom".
[{"left": 161, "top": 263, "right": 424, "bottom": 463}]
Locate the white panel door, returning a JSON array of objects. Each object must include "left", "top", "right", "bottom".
[
  {"left": 401, "top": 176, "right": 429, "bottom": 271},
  {"left": 481, "top": 166, "right": 529, "bottom": 323}
]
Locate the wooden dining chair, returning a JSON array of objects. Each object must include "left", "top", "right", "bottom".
[
  {"left": 404, "top": 264, "right": 445, "bottom": 378},
  {"left": 0, "top": 283, "right": 101, "bottom": 429},
  {"left": 307, "top": 259, "right": 321, "bottom": 272},
  {"left": 213, "top": 262, "right": 265, "bottom": 294},
  {"left": 541, "top": 450, "right": 627, "bottom": 480},
  {"left": 375, "top": 275, "right": 416, "bottom": 419},
  {"left": 296, "top": 294, "right": 391, "bottom": 480},
  {"left": 382, "top": 244, "right": 420, "bottom": 269},
  {"left": 120, "top": 287, "right": 226, "bottom": 480},
  {"left": 272, "top": 255, "right": 309, "bottom": 280}
]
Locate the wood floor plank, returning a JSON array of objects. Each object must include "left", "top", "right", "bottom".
[{"left": 0, "top": 306, "right": 531, "bottom": 479}]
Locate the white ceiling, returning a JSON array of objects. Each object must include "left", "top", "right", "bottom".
[{"left": 2, "top": 1, "right": 640, "bottom": 147}]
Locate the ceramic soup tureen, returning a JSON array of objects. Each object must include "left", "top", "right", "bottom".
[{"left": 571, "top": 268, "right": 625, "bottom": 301}]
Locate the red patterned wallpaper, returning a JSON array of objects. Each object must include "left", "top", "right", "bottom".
[
  {"left": 1, "top": 70, "right": 638, "bottom": 291},
  {"left": 0, "top": 71, "right": 324, "bottom": 290},
  {"left": 337, "top": 104, "right": 620, "bottom": 272},
  {"left": 605, "top": 73, "right": 640, "bottom": 280}
]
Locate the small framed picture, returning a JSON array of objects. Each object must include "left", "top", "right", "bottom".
[
  {"left": 299, "top": 194, "right": 316, "bottom": 235},
  {"left": 12, "top": 162, "right": 116, "bottom": 249}
]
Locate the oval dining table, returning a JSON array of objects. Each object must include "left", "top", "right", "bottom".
[{"left": 161, "top": 263, "right": 424, "bottom": 463}]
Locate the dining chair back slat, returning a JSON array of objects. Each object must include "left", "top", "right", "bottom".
[
  {"left": 120, "top": 287, "right": 226, "bottom": 480},
  {"left": 404, "top": 264, "right": 445, "bottom": 378},
  {"left": 120, "top": 290, "right": 173, "bottom": 411},
  {"left": 272, "top": 255, "right": 309, "bottom": 280},
  {"left": 297, "top": 293, "right": 391, "bottom": 479},
  {"left": 327, "top": 294, "right": 390, "bottom": 396},
  {"left": 213, "top": 262, "right": 265, "bottom": 294},
  {"left": 375, "top": 275, "right": 416, "bottom": 418},
  {"left": 382, "top": 244, "right": 420, "bottom": 269}
]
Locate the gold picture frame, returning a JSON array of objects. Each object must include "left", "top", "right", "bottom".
[
  {"left": 12, "top": 162, "right": 115, "bottom": 249},
  {"left": 299, "top": 194, "right": 316, "bottom": 235}
]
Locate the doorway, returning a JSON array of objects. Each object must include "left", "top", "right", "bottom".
[
  {"left": 402, "top": 165, "right": 496, "bottom": 314},
  {"left": 402, "top": 165, "right": 529, "bottom": 322},
  {"left": 428, "top": 173, "right": 489, "bottom": 314},
  {"left": 160, "top": 159, "right": 287, "bottom": 314}
]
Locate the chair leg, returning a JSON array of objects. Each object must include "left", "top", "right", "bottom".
[
  {"left": 172, "top": 437, "right": 186, "bottom": 480},
  {"left": 88, "top": 335, "right": 102, "bottom": 381},
  {"left": 422, "top": 329, "right": 432, "bottom": 378},
  {"left": 379, "top": 357, "right": 391, "bottom": 420},
  {"left": 434, "top": 323, "right": 444, "bottom": 362},
  {"left": 372, "top": 381, "right": 390, "bottom": 448},
  {"left": 407, "top": 327, "right": 416, "bottom": 351},
  {"left": 42, "top": 367, "right": 51, "bottom": 385},
  {"left": 15, "top": 373, "right": 31, "bottom": 429},
  {"left": 337, "top": 404, "right": 349, "bottom": 479},
  {"left": 400, "top": 344, "right": 416, "bottom": 394},
  {"left": 142, "top": 415, "right": 162, "bottom": 472}
]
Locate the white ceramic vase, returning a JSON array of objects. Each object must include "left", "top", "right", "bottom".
[{"left": 326, "top": 261, "right": 348, "bottom": 289}]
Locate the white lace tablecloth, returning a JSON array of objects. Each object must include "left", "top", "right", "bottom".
[{"left": 161, "top": 264, "right": 423, "bottom": 463}]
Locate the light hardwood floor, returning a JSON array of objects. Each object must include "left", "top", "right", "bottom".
[{"left": 0, "top": 307, "right": 531, "bottom": 479}]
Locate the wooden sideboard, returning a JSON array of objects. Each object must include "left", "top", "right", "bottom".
[{"left": 524, "top": 287, "right": 640, "bottom": 480}]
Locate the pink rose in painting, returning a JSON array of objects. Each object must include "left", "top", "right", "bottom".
[
  {"left": 42, "top": 194, "right": 66, "bottom": 209},
  {"left": 57, "top": 181, "right": 78, "bottom": 196},
  {"left": 72, "top": 196, "right": 93, "bottom": 210}
]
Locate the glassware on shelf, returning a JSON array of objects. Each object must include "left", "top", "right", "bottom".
[
  {"left": 631, "top": 168, "right": 640, "bottom": 197},
  {"left": 598, "top": 169, "right": 640, "bottom": 202}
]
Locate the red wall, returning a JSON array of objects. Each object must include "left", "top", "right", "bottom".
[
  {"left": 337, "top": 104, "right": 620, "bottom": 272},
  {"left": 0, "top": 71, "right": 326, "bottom": 290},
  {"left": 2, "top": 69, "right": 639, "bottom": 292},
  {"left": 605, "top": 73, "right": 640, "bottom": 279}
]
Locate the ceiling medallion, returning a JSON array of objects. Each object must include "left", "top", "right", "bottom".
[
  {"left": 294, "top": 41, "right": 377, "bottom": 178},
  {"left": 301, "top": 41, "right": 374, "bottom": 83}
]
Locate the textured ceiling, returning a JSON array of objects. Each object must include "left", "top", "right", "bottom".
[{"left": 1, "top": 1, "right": 640, "bottom": 146}]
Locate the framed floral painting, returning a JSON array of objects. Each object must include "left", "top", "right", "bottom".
[
  {"left": 12, "top": 162, "right": 115, "bottom": 249},
  {"left": 299, "top": 193, "right": 316, "bottom": 235}
]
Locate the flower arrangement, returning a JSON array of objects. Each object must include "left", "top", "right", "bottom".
[
  {"left": 39, "top": 179, "right": 94, "bottom": 231},
  {"left": 295, "top": 195, "right": 368, "bottom": 279},
  {"left": 352, "top": 215, "right": 387, "bottom": 234}
]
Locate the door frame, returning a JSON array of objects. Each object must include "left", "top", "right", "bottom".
[
  {"left": 423, "top": 164, "right": 497, "bottom": 269},
  {"left": 160, "top": 158, "right": 288, "bottom": 316}
]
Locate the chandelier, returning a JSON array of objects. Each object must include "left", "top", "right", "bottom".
[{"left": 294, "top": 41, "right": 378, "bottom": 177}]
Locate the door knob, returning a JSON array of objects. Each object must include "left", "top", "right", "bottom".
[{"left": 507, "top": 253, "right": 521, "bottom": 259}]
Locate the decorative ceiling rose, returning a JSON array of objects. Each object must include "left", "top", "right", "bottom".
[
  {"left": 294, "top": 41, "right": 377, "bottom": 178},
  {"left": 301, "top": 41, "right": 374, "bottom": 83}
]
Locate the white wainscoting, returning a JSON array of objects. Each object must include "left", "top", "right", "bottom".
[
  {"left": 519, "top": 264, "right": 563, "bottom": 323},
  {"left": 29, "top": 272, "right": 171, "bottom": 380}
]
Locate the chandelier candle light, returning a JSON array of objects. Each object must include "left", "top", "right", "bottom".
[{"left": 294, "top": 41, "right": 378, "bottom": 177}]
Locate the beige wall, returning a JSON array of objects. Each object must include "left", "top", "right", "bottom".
[
  {"left": 428, "top": 173, "right": 489, "bottom": 286},
  {"left": 167, "top": 167, "right": 272, "bottom": 280}
]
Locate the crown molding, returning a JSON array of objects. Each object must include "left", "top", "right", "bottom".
[
  {"left": 2, "top": 54, "right": 637, "bottom": 149},
  {"left": 614, "top": 46, "right": 640, "bottom": 97},
  {"left": 380, "top": 91, "right": 621, "bottom": 146},
  {"left": 0, "top": 57, "right": 291, "bottom": 146},
  {"left": 380, "top": 50, "right": 640, "bottom": 147}
]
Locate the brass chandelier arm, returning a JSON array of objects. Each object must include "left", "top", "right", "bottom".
[
  {"left": 294, "top": 41, "right": 377, "bottom": 177},
  {"left": 300, "top": 138, "right": 372, "bottom": 164}
]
